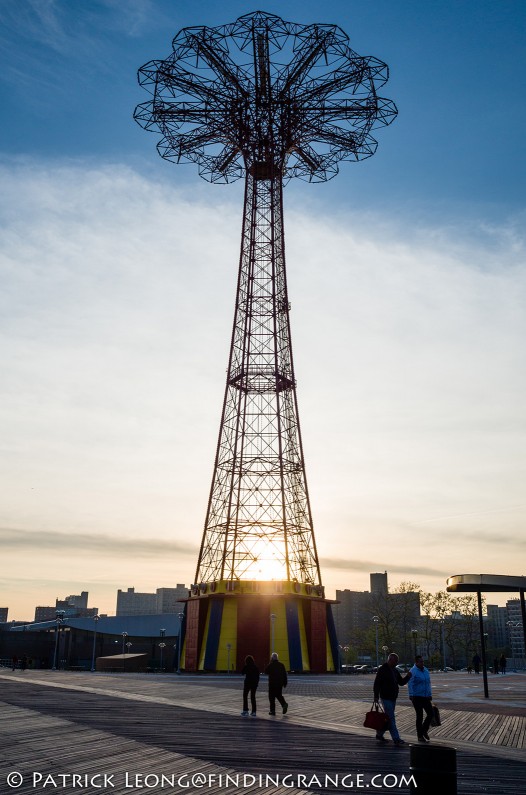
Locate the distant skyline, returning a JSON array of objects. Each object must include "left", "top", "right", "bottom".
[{"left": 1, "top": 1, "right": 525, "bottom": 620}]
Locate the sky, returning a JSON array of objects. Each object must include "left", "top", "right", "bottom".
[{"left": 0, "top": 0, "right": 525, "bottom": 620}]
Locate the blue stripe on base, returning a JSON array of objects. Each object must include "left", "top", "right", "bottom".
[
  {"left": 326, "top": 603, "right": 338, "bottom": 669},
  {"left": 286, "top": 600, "right": 303, "bottom": 671}
]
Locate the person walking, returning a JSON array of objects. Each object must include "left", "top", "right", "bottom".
[
  {"left": 472, "top": 653, "right": 481, "bottom": 674},
  {"left": 265, "top": 652, "right": 288, "bottom": 716},
  {"left": 499, "top": 654, "right": 507, "bottom": 675},
  {"left": 408, "top": 655, "right": 434, "bottom": 743},
  {"left": 373, "top": 653, "right": 411, "bottom": 746},
  {"left": 241, "top": 654, "right": 260, "bottom": 716}
]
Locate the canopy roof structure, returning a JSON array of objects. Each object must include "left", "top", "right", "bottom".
[
  {"left": 446, "top": 572, "right": 526, "bottom": 699},
  {"left": 447, "top": 574, "right": 526, "bottom": 593}
]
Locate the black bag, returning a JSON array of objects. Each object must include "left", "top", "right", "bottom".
[
  {"left": 364, "top": 701, "right": 390, "bottom": 731},
  {"left": 430, "top": 703, "right": 441, "bottom": 727}
]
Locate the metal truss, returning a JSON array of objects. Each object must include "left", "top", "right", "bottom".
[{"left": 135, "top": 11, "right": 396, "bottom": 585}]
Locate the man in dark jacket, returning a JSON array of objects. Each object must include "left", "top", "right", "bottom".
[
  {"left": 265, "top": 653, "right": 288, "bottom": 715},
  {"left": 373, "top": 653, "right": 411, "bottom": 745}
]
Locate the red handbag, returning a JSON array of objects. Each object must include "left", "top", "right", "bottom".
[{"left": 364, "top": 701, "right": 390, "bottom": 731}]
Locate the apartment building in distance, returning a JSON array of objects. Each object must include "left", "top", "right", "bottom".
[
  {"left": 116, "top": 585, "right": 189, "bottom": 616},
  {"left": 34, "top": 592, "right": 98, "bottom": 622},
  {"left": 333, "top": 571, "right": 420, "bottom": 647}
]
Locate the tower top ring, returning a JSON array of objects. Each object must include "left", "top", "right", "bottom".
[{"left": 134, "top": 10, "right": 397, "bottom": 184}]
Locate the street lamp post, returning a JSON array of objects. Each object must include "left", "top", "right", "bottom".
[
  {"left": 121, "top": 632, "right": 128, "bottom": 672},
  {"left": 270, "top": 613, "right": 276, "bottom": 654},
  {"left": 159, "top": 629, "right": 166, "bottom": 673},
  {"left": 52, "top": 611, "right": 65, "bottom": 670},
  {"left": 372, "top": 616, "right": 379, "bottom": 668},
  {"left": 90, "top": 615, "right": 100, "bottom": 672},
  {"left": 177, "top": 612, "right": 184, "bottom": 674},
  {"left": 411, "top": 629, "right": 418, "bottom": 658},
  {"left": 382, "top": 645, "right": 389, "bottom": 662}
]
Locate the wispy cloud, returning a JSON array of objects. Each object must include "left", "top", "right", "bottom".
[
  {"left": 0, "top": 527, "right": 197, "bottom": 558},
  {"left": 320, "top": 558, "right": 449, "bottom": 578}
]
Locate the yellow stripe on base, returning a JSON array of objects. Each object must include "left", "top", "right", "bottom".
[
  {"left": 215, "top": 598, "right": 238, "bottom": 672},
  {"left": 298, "top": 600, "right": 310, "bottom": 671},
  {"left": 326, "top": 628, "right": 336, "bottom": 672}
]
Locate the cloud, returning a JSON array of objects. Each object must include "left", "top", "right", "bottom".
[
  {"left": 320, "top": 558, "right": 449, "bottom": 578},
  {"left": 0, "top": 527, "right": 197, "bottom": 558}
]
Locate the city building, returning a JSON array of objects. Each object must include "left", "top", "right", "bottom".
[
  {"left": 370, "top": 572, "right": 388, "bottom": 595},
  {"left": 156, "top": 585, "right": 188, "bottom": 614},
  {"left": 486, "top": 604, "right": 508, "bottom": 649},
  {"left": 332, "top": 572, "right": 421, "bottom": 664},
  {"left": 0, "top": 608, "right": 8, "bottom": 623},
  {"left": 116, "top": 586, "right": 188, "bottom": 616},
  {"left": 34, "top": 592, "right": 98, "bottom": 622},
  {"left": 333, "top": 589, "right": 372, "bottom": 644},
  {"left": 116, "top": 588, "right": 157, "bottom": 616},
  {"left": 333, "top": 574, "right": 420, "bottom": 643},
  {"left": 506, "top": 599, "right": 524, "bottom": 663}
]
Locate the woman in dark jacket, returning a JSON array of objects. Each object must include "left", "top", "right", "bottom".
[{"left": 241, "top": 655, "right": 260, "bottom": 716}]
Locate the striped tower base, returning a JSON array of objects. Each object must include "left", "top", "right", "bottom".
[{"left": 180, "top": 580, "right": 338, "bottom": 673}]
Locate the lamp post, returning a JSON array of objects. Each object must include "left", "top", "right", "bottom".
[
  {"left": 177, "top": 612, "right": 184, "bottom": 674},
  {"left": 52, "top": 610, "right": 65, "bottom": 670},
  {"left": 159, "top": 629, "right": 166, "bottom": 673},
  {"left": 226, "top": 643, "right": 231, "bottom": 674},
  {"left": 90, "top": 615, "right": 100, "bottom": 672},
  {"left": 372, "top": 616, "right": 379, "bottom": 668},
  {"left": 382, "top": 645, "right": 389, "bottom": 662},
  {"left": 270, "top": 613, "right": 276, "bottom": 654},
  {"left": 411, "top": 629, "right": 418, "bottom": 658},
  {"left": 121, "top": 631, "right": 128, "bottom": 672},
  {"left": 440, "top": 618, "right": 447, "bottom": 671}
]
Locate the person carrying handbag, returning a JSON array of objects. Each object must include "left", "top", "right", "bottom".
[
  {"left": 408, "top": 654, "right": 434, "bottom": 742},
  {"left": 373, "top": 653, "right": 411, "bottom": 746}
]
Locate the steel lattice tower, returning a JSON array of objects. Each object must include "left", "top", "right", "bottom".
[{"left": 135, "top": 10, "right": 396, "bottom": 672}]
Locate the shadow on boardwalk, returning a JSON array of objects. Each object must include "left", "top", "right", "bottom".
[{"left": 0, "top": 671, "right": 525, "bottom": 794}]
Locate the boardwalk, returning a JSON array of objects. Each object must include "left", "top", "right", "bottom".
[{"left": 0, "top": 670, "right": 525, "bottom": 794}]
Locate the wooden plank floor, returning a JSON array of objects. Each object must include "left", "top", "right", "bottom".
[{"left": 0, "top": 672, "right": 525, "bottom": 794}]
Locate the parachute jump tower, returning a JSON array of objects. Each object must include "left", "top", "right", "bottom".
[{"left": 135, "top": 10, "right": 396, "bottom": 672}]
